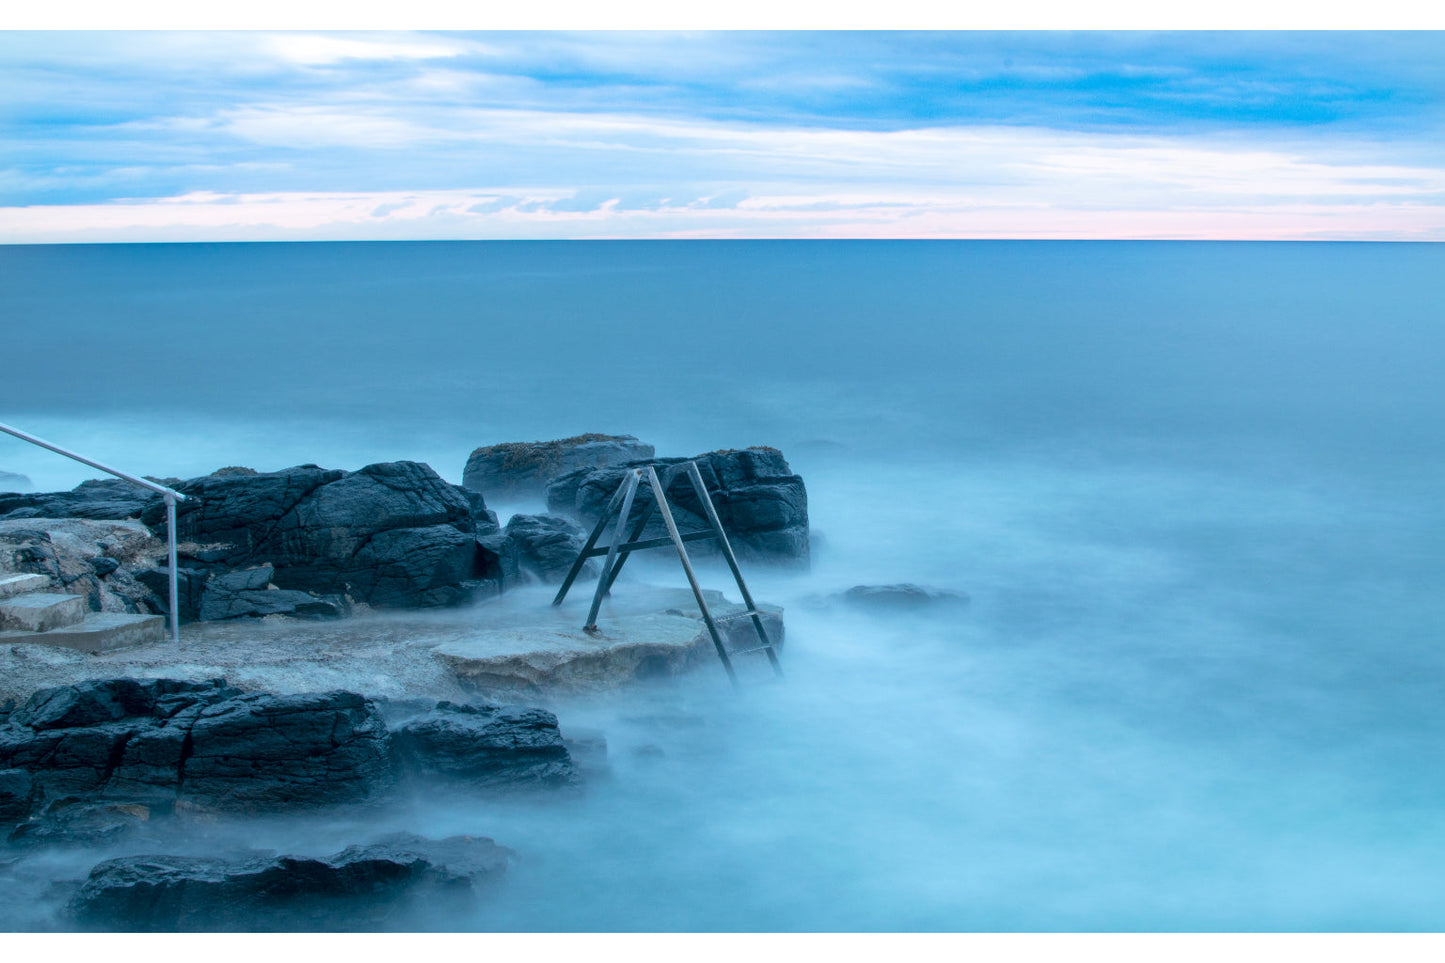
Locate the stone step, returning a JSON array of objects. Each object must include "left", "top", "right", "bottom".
[
  {"left": 0, "top": 592, "right": 87, "bottom": 632},
  {"left": 0, "top": 611, "right": 166, "bottom": 654},
  {"left": 0, "top": 573, "right": 50, "bottom": 600}
]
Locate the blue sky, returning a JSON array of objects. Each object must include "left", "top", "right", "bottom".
[{"left": 1, "top": 30, "right": 1443, "bottom": 240}]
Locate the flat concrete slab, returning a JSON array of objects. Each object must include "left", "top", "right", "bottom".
[
  {"left": 0, "top": 611, "right": 166, "bottom": 654},
  {"left": 0, "top": 584, "right": 783, "bottom": 707},
  {"left": 0, "top": 573, "right": 49, "bottom": 600},
  {"left": 0, "top": 592, "right": 86, "bottom": 632},
  {"left": 435, "top": 587, "right": 783, "bottom": 696}
]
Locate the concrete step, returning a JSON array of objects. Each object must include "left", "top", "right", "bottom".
[
  {"left": 0, "top": 611, "right": 166, "bottom": 653},
  {"left": 0, "top": 573, "right": 50, "bottom": 600},
  {"left": 0, "top": 592, "right": 87, "bottom": 632}
]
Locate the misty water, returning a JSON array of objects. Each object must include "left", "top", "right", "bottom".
[{"left": 3, "top": 241, "right": 1445, "bottom": 930}]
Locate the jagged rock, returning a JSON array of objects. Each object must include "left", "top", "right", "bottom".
[
  {"left": 0, "top": 679, "right": 394, "bottom": 814},
  {"left": 0, "top": 518, "right": 164, "bottom": 615},
  {"left": 503, "top": 513, "right": 594, "bottom": 584},
  {"left": 546, "top": 447, "right": 809, "bottom": 565},
  {"left": 835, "top": 584, "right": 971, "bottom": 611},
  {"left": 0, "top": 470, "right": 32, "bottom": 494},
  {"left": 462, "top": 434, "right": 654, "bottom": 500},
  {"left": 393, "top": 701, "right": 578, "bottom": 788},
  {"left": 133, "top": 461, "right": 489, "bottom": 613},
  {"left": 68, "top": 831, "right": 513, "bottom": 932}
]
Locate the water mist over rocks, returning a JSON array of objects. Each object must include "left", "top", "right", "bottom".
[{"left": 3, "top": 241, "right": 1445, "bottom": 930}]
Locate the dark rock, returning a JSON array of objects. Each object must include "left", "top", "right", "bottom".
[
  {"left": 457, "top": 487, "right": 500, "bottom": 536},
  {"left": 9, "top": 799, "right": 152, "bottom": 847},
  {"left": 393, "top": 701, "right": 578, "bottom": 789},
  {"left": 503, "top": 513, "right": 595, "bottom": 584},
  {"left": 836, "top": 584, "right": 971, "bottom": 611},
  {"left": 463, "top": 434, "right": 654, "bottom": 500},
  {"left": 69, "top": 831, "right": 513, "bottom": 932},
  {"left": 195, "top": 564, "right": 344, "bottom": 621},
  {"left": 0, "top": 478, "right": 158, "bottom": 521},
  {"left": 136, "top": 566, "right": 206, "bottom": 623},
  {"left": 546, "top": 447, "right": 809, "bottom": 566},
  {"left": 134, "top": 461, "right": 487, "bottom": 613},
  {"left": 0, "top": 679, "right": 394, "bottom": 814},
  {"left": 0, "top": 768, "right": 35, "bottom": 825},
  {"left": 181, "top": 690, "right": 395, "bottom": 811},
  {"left": 475, "top": 532, "right": 520, "bottom": 587},
  {"left": 87, "top": 555, "right": 121, "bottom": 577}
]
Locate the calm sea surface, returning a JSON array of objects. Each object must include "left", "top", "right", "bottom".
[{"left": 2, "top": 240, "right": 1444, "bottom": 930}]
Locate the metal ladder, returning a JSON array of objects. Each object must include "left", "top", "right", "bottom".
[{"left": 552, "top": 461, "right": 783, "bottom": 687}]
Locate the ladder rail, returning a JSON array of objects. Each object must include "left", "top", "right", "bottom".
[
  {"left": 684, "top": 461, "right": 784, "bottom": 677},
  {"left": 644, "top": 465, "right": 739, "bottom": 688},
  {"left": 552, "top": 472, "right": 635, "bottom": 606},
  {"left": 584, "top": 468, "right": 641, "bottom": 631},
  {"left": 552, "top": 458, "right": 782, "bottom": 686}
]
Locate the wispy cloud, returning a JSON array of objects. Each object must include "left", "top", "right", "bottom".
[{"left": 1, "top": 31, "right": 1443, "bottom": 240}]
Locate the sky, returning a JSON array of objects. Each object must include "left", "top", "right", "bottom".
[{"left": 1, "top": 29, "right": 1443, "bottom": 241}]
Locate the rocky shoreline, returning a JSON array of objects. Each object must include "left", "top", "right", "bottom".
[{"left": 0, "top": 433, "right": 806, "bottom": 931}]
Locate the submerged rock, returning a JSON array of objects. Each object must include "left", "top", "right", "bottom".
[
  {"left": 0, "top": 470, "right": 32, "bottom": 494},
  {"left": 835, "top": 584, "right": 971, "bottom": 611},
  {"left": 546, "top": 447, "right": 809, "bottom": 566},
  {"left": 393, "top": 701, "right": 578, "bottom": 789},
  {"left": 462, "top": 434, "right": 654, "bottom": 500},
  {"left": 69, "top": 831, "right": 513, "bottom": 932}
]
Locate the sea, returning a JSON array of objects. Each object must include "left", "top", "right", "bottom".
[{"left": 2, "top": 240, "right": 1444, "bottom": 931}]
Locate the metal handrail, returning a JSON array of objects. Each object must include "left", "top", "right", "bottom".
[{"left": 0, "top": 421, "right": 185, "bottom": 643}]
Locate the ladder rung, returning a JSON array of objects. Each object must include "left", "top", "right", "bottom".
[
  {"left": 729, "top": 644, "right": 775, "bottom": 656},
  {"left": 582, "top": 530, "right": 718, "bottom": 558},
  {"left": 712, "top": 609, "right": 763, "bottom": 623}
]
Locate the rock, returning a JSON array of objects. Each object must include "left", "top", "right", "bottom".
[
  {"left": 475, "top": 532, "right": 520, "bottom": 587},
  {"left": 0, "top": 768, "right": 34, "bottom": 825},
  {"left": 393, "top": 701, "right": 578, "bottom": 789},
  {"left": 181, "top": 690, "right": 396, "bottom": 811},
  {"left": 135, "top": 566, "right": 206, "bottom": 623},
  {"left": 0, "top": 470, "right": 32, "bottom": 494},
  {"left": 133, "top": 461, "right": 490, "bottom": 613},
  {"left": 546, "top": 447, "right": 809, "bottom": 565},
  {"left": 69, "top": 831, "right": 513, "bottom": 932},
  {"left": 503, "top": 513, "right": 595, "bottom": 584},
  {"left": 836, "top": 584, "right": 971, "bottom": 611},
  {"left": 9, "top": 799, "right": 152, "bottom": 847},
  {"left": 196, "top": 565, "right": 344, "bottom": 621},
  {"left": 0, "top": 518, "right": 164, "bottom": 615},
  {"left": 0, "top": 678, "right": 395, "bottom": 814},
  {"left": 462, "top": 434, "right": 654, "bottom": 500},
  {"left": 0, "top": 477, "right": 156, "bottom": 521}
]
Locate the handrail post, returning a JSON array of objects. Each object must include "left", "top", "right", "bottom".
[
  {"left": 1, "top": 420, "right": 187, "bottom": 644},
  {"left": 165, "top": 493, "right": 180, "bottom": 644}
]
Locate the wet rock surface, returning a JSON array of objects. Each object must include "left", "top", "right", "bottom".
[
  {"left": 503, "top": 513, "right": 594, "bottom": 584},
  {"left": 546, "top": 447, "right": 809, "bottom": 566},
  {"left": 463, "top": 433, "right": 654, "bottom": 500},
  {"left": 0, "top": 678, "right": 396, "bottom": 821},
  {"left": 393, "top": 701, "right": 578, "bottom": 789},
  {"left": 68, "top": 831, "right": 513, "bottom": 932},
  {"left": 0, "top": 461, "right": 504, "bottom": 620}
]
